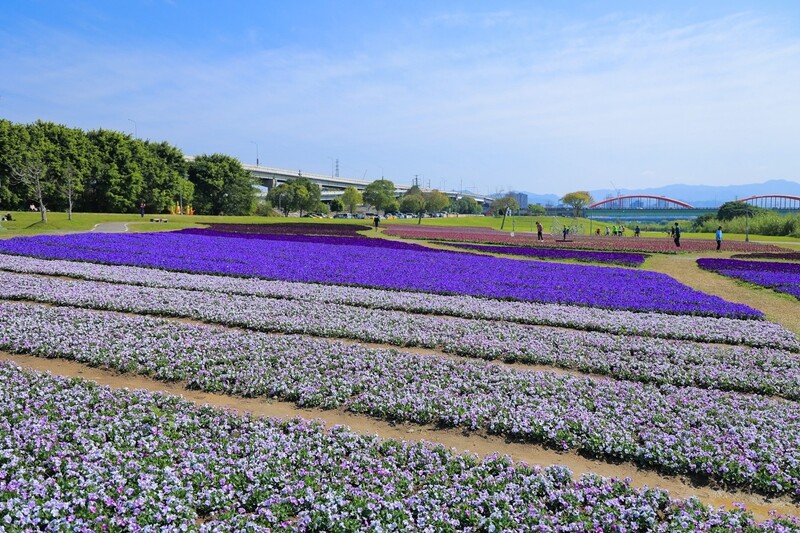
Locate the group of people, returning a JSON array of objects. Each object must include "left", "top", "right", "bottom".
[{"left": 0, "top": 213, "right": 12, "bottom": 222}]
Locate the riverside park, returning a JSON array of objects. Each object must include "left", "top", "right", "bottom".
[{"left": 0, "top": 211, "right": 799, "bottom": 531}]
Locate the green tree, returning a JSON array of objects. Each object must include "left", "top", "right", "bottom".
[
  {"left": 363, "top": 179, "right": 396, "bottom": 215},
  {"left": 340, "top": 186, "right": 363, "bottom": 214},
  {"left": 188, "top": 154, "right": 256, "bottom": 215},
  {"left": 453, "top": 196, "right": 482, "bottom": 214},
  {"left": 267, "top": 183, "right": 293, "bottom": 216},
  {"left": 528, "top": 203, "right": 546, "bottom": 216},
  {"left": 424, "top": 190, "right": 450, "bottom": 214},
  {"left": 560, "top": 191, "right": 594, "bottom": 217},
  {"left": 717, "top": 201, "right": 764, "bottom": 221},
  {"left": 491, "top": 195, "right": 519, "bottom": 216},
  {"left": 329, "top": 198, "right": 344, "bottom": 213},
  {"left": 399, "top": 193, "right": 426, "bottom": 216}
]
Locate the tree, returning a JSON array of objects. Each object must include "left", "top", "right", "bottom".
[
  {"left": 424, "top": 190, "right": 450, "bottom": 214},
  {"left": 560, "top": 191, "right": 594, "bottom": 217},
  {"left": 717, "top": 201, "right": 763, "bottom": 221},
  {"left": 188, "top": 154, "right": 256, "bottom": 215},
  {"left": 340, "top": 186, "right": 363, "bottom": 214},
  {"left": 491, "top": 195, "right": 519, "bottom": 216},
  {"left": 11, "top": 156, "right": 49, "bottom": 222},
  {"left": 363, "top": 179, "right": 396, "bottom": 215},
  {"left": 329, "top": 198, "right": 344, "bottom": 213},
  {"left": 528, "top": 203, "right": 546, "bottom": 216},
  {"left": 399, "top": 193, "right": 426, "bottom": 216},
  {"left": 267, "top": 183, "right": 293, "bottom": 216},
  {"left": 453, "top": 196, "right": 481, "bottom": 214},
  {"left": 267, "top": 177, "right": 322, "bottom": 217}
]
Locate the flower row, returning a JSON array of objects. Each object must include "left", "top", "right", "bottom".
[
  {"left": 5, "top": 362, "right": 797, "bottom": 531},
  {"left": 444, "top": 242, "right": 648, "bottom": 266},
  {"left": 383, "top": 225, "right": 787, "bottom": 254},
  {"left": 698, "top": 258, "right": 800, "bottom": 301},
  {"left": 1, "top": 254, "right": 793, "bottom": 350},
  {"left": 2, "top": 270, "right": 799, "bottom": 400},
  {"left": 0, "top": 232, "right": 762, "bottom": 318},
  {"left": 3, "top": 302, "right": 800, "bottom": 497}
]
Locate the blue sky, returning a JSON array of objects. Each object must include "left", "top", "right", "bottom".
[{"left": 2, "top": 1, "right": 799, "bottom": 196}]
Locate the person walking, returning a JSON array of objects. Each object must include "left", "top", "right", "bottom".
[
  {"left": 673, "top": 222, "right": 681, "bottom": 247},
  {"left": 536, "top": 221, "right": 543, "bottom": 241},
  {"left": 715, "top": 226, "right": 723, "bottom": 251},
  {"left": 373, "top": 215, "right": 380, "bottom": 230}
]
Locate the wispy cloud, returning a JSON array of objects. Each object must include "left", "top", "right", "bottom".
[{"left": 1, "top": 6, "right": 799, "bottom": 191}]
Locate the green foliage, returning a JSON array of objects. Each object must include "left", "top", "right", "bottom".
[
  {"left": 266, "top": 177, "right": 322, "bottom": 216},
  {"left": 528, "top": 203, "right": 546, "bottom": 216},
  {"left": 491, "top": 195, "right": 519, "bottom": 215},
  {"left": 424, "top": 190, "right": 450, "bottom": 213},
  {"left": 363, "top": 179, "right": 396, "bottom": 215},
  {"left": 329, "top": 198, "right": 343, "bottom": 213},
  {"left": 717, "top": 201, "right": 764, "bottom": 221},
  {"left": 0, "top": 119, "right": 192, "bottom": 216},
  {"left": 560, "top": 191, "right": 594, "bottom": 217},
  {"left": 188, "top": 154, "right": 256, "bottom": 215},
  {"left": 453, "top": 196, "right": 482, "bottom": 214},
  {"left": 340, "top": 186, "right": 363, "bottom": 214},
  {"left": 399, "top": 193, "right": 426, "bottom": 214}
]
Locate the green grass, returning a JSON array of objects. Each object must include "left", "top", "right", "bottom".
[{"left": 1, "top": 211, "right": 799, "bottom": 247}]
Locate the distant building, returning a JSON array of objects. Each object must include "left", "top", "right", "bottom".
[{"left": 511, "top": 192, "right": 529, "bottom": 210}]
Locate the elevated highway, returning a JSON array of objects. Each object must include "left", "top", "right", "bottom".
[{"left": 241, "top": 163, "right": 493, "bottom": 205}]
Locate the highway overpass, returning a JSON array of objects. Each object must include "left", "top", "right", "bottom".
[{"left": 241, "top": 163, "right": 493, "bottom": 205}]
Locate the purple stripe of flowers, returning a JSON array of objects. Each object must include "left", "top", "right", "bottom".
[
  {"left": 446, "top": 242, "right": 648, "bottom": 266},
  {"left": 2, "top": 302, "right": 800, "bottom": 497},
  {"left": 6, "top": 363, "right": 797, "bottom": 531},
  {"left": 0, "top": 232, "right": 762, "bottom": 318},
  {"left": 2, "top": 270, "right": 799, "bottom": 399},
  {"left": 1, "top": 254, "right": 793, "bottom": 350},
  {"left": 698, "top": 258, "right": 800, "bottom": 300}
]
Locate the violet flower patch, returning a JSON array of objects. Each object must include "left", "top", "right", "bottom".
[
  {"left": 4, "top": 362, "right": 798, "bottom": 530},
  {"left": 2, "top": 302, "right": 800, "bottom": 498},
  {"left": 446, "top": 242, "right": 648, "bottom": 266},
  {"left": 0, "top": 232, "right": 762, "bottom": 318}
]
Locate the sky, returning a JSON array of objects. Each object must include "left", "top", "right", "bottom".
[{"left": 2, "top": 1, "right": 800, "bottom": 197}]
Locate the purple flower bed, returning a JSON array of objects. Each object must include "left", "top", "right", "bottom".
[
  {"left": 204, "top": 222, "right": 372, "bottom": 236},
  {"left": 3, "top": 302, "right": 800, "bottom": 497},
  {"left": 731, "top": 252, "right": 800, "bottom": 261},
  {"left": 2, "top": 254, "right": 794, "bottom": 349},
  {"left": 2, "top": 270, "right": 799, "bottom": 399},
  {"left": 6, "top": 362, "right": 797, "bottom": 531},
  {"left": 698, "top": 258, "right": 800, "bottom": 300},
  {"left": 0, "top": 232, "right": 762, "bottom": 318},
  {"left": 446, "top": 242, "right": 648, "bottom": 266}
]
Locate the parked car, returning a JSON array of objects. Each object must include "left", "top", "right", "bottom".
[{"left": 333, "top": 213, "right": 352, "bottom": 219}]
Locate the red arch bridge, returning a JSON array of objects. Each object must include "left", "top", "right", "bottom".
[{"left": 583, "top": 194, "right": 800, "bottom": 221}]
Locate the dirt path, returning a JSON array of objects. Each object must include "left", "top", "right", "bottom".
[
  {"left": 645, "top": 252, "right": 800, "bottom": 336},
  {"left": 4, "top": 351, "right": 798, "bottom": 522}
]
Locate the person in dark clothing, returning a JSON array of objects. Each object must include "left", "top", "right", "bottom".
[
  {"left": 373, "top": 215, "right": 380, "bottom": 230},
  {"left": 673, "top": 222, "right": 681, "bottom": 247}
]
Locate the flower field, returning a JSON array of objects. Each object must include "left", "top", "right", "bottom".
[
  {"left": 444, "top": 242, "right": 648, "bottom": 266},
  {"left": 6, "top": 362, "right": 798, "bottom": 531},
  {"left": 698, "top": 258, "right": 800, "bottom": 300},
  {"left": 383, "top": 224, "right": 787, "bottom": 254},
  {"left": 0, "top": 231, "right": 761, "bottom": 317},
  {"left": 1, "top": 228, "right": 800, "bottom": 529}
]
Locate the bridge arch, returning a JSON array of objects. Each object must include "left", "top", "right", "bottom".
[
  {"left": 588, "top": 195, "right": 694, "bottom": 210},
  {"left": 738, "top": 195, "right": 800, "bottom": 210}
]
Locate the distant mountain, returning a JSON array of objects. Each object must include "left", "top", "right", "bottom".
[{"left": 510, "top": 180, "right": 800, "bottom": 208}]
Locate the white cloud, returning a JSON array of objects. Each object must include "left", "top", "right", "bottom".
[{"left": 1, "top": 8, "right": 799, "bottom": 193}]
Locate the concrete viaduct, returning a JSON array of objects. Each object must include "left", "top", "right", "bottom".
[{"left": 241, "top": 163, "right": 493, "bottom": 205}]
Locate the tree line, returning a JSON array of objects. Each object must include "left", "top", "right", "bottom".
[{"left": 0, "top": 119, "right": 259, "bottom": 218}]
